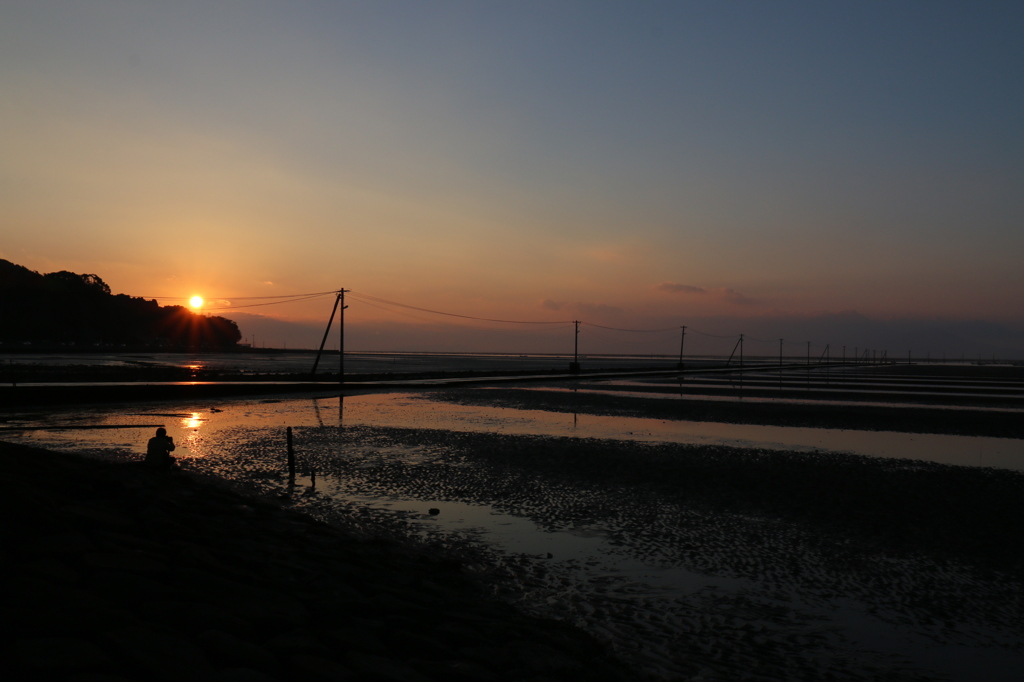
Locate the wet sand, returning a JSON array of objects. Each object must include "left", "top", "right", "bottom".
[{"left": 259, "top": 422, "right": 1024, "bottom": 680}]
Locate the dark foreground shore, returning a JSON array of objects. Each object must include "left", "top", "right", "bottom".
[{"left": 0, "top": 441, "right": 631, "bottom": 682}]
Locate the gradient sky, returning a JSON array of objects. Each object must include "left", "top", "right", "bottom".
[{"left": 3, "top": 1, "right": 1023, "bottom": 353}]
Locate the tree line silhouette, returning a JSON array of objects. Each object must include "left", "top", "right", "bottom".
[{"left": 0, "top": 259, "right": 241, "bottom": 350}]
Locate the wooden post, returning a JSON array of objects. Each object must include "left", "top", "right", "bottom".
[{"left": 286, "top": 426, "right": 295, "bottom": 480}]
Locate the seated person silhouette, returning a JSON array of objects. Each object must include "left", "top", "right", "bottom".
[{"left": 145, "top": 427, "right": 177, "bottom": 469}]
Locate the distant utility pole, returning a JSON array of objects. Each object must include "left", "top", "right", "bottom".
[
  {"left": 779, "top": 338, "right": 783, "bottom": 366},
  {"left": 806, "top": 341, "right": 810, "bottom": 365},
  {"left": 678, "top": 326, "right": 686, "bottom": 370},
  {"left": 570, "top": 320, "right": 581, "bottom": 372}
]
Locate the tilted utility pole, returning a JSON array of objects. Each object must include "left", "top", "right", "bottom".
[{"left": 311, "top": 288, "right": 346, "bottom": 380}]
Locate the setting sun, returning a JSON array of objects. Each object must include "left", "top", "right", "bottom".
[{"left": 189, "top": 296, "right": 204, "bottom": 309}]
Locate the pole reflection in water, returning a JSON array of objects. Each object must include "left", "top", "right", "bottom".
[{"left": 312, "top": 397, "right": 324, "bottom": 428}]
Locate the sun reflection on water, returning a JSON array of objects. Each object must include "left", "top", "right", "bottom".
[
  {"left": 178, "top": 412, "right": 206, "bottom": 458},
  {"left": 182, "top": 412, "right": 204, "bottom": 429}
]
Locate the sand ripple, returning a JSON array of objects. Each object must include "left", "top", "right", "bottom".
[{"left": 181, "top": 423, "right": 1024, "bottom": 680}]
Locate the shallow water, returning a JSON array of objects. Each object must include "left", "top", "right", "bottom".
[
  {"left": 6, "top": 391, "right": 1022, "bottom": 470},
  {"left": 4, "top": 390, "right": 1023, "bottom": 680},
  {"left": 0, "top": 350, "right": 682, "bottom": 375}
]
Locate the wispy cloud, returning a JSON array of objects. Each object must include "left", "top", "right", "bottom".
[
  {"left": 719, "top": 288, "right": 759, "bottom": 306},
  {"left": 657, "top": 282, "right": 708, "bottom": 294},
  {"left": 657, "top": 282, "right": 760, "bottom": 306},
  {"left": 576, "top": 302, "right": 624, "bottom": 316},
  {"left": 539, "top": 299, "right": 623, "bottom": 316}
]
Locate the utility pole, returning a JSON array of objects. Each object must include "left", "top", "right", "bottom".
[
  {"left": 339, "top": 289, "right": 348, "bottom": 386},
  {"left": 311, "top": 288, "right": 345, "bottom": 379},
  {"left": 807, "top": 341, "right": 810, "bottom": 365},
  {"left": 779, "top": 339, "right": 783, "bottom": 366},
  {"left": 739, "top": 334, "right": 744, "bottom": 369},
  {"left": 678, "top": 326, "right": 686, "bottom": 370},
  {"left": 570, "top": 320, "right": 581, "bottom": 372}
]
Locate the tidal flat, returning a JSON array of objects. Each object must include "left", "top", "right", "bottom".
[{"left": 3, "top": 376, "right": 1024, "bottom": 680}]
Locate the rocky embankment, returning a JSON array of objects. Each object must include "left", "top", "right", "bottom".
[{"left": 0, "top": 441, "right": 631, "bottom": 682}]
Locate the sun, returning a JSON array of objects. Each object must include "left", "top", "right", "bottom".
[{"left": 189, "top": 296, "right": 204, "bottom": 309}]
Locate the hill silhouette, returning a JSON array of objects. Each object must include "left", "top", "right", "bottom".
[{"left": 0, "top": 260, "right": 241, "bottom": 350}]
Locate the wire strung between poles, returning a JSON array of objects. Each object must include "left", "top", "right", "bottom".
[
  {"left": 582, "top": 322, "right": 679, "bottom": 333},
  {"left": 346, "top": 290, "right": 574, "bottom": 325},
  {"left": 351, "top": 296, "right": 574, "bottom": 332},
  {"left": 143, "top": 290, "right": 339, "bottom": 302},
  {"left": 203, "top": 293, "right": 336, "bottom": 311},
  {"left": 138, "top": 285, "right": 873, "bottom": 359},
  {"left": 686, "top": 328, "right": 740, "bottom": 339}
]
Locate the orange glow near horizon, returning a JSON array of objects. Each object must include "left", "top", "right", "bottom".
[{"left": 189, "top": 296, "right": 204, "bottom": 309}]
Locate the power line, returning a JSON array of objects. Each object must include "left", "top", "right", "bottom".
[
  {"left": 204, "top": 293, "right": 335, "bottom": 311},
  {"left": 582, "top": 322, "right": 679, "bottom": 333},
  {"left": 347, "top": 290, "right": 573, "bottom": 325},
  {"left": 687, "top": 328, "right": 739, "bottom": 339},
  {"left": 141, "top": 285, "right": 873, "bottom": 357},
  {"left": 351, "top": 296, "right": 573, "bottom": 333},
  {"left": 143, "top": 290, "right": 338, "bottom": 302}
]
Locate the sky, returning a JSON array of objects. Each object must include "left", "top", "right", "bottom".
[{"left": 2, "top": 1, "right": 1023, "bottom": 356}]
